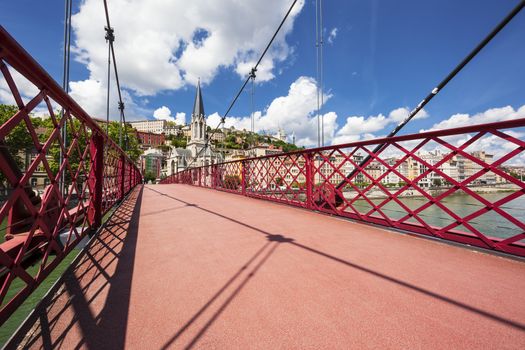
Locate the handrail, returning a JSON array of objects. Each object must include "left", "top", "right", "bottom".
[
  {"left": 162, "top": 117, "right": 525, "bottom": 258},
  {"left": 0, "top": 26, "right": 132, "bottom": 162},
  {"left": 0, "top": 26, "right": 142, "bottom": 325}
]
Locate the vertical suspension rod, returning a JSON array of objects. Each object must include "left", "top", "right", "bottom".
[
  {"left": 102, "top": 0, "right": 127, "bottom": 150},
  {"left": 104, "top": 26, "right": 113, "bottom": 136},
  {"left": 59, "top": 0, "right": 72, "bottom": 196},
  {"left": 319, "top": 0, "right": 324, "bottom": 147},
  {"left": 315, "top": 0, "right": 320, "bottom": 147}
]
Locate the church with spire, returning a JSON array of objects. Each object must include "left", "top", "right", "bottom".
[{"left": 166, "top": 81, "right": 223, "bottom": 175}]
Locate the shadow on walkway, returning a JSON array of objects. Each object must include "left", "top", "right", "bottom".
[
  {"left": 145, "top": 186, "right": 525, "bottom": 349},
  {"left": 5, "top": 185, "right": 524, "bottom": 349},
  {"left": 6, "top": 186, "right": 143, "bottom": 350}
]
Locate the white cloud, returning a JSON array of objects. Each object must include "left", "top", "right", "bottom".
[
  {"left": 332, "top": 107, "right": 428, "bottom": 145},
  {"left": 0, "top": 66, "right": 61, "bottom": 117},
  {"left": 336, "top": 114, "right": 387, "bottom": 137},
  {"left": 327, "top": 27, "right": 338, "bottom": 44},
  {"left": 71, "top": 0, "right": 305, "bottom": 97},
  {"left": 153, "top": 106, "right": 173, "bottom": 121},
  {"left": 152, "top": 106, "right": 186, "bottom": 125},
  {"left": 0, "top": 60, "right": 143, "bottom": 121},
  {"left": 0, "top": 66, "right": 40, "bottom": 105},
  {"left": 389, "top": 106, "right": 428, "bottom": 122},
  {"left": 204, "top": 78, "right": 433, "bottom": 148},
  {"left": 206, "top": 76, "right": 336, "bottom": 146},
  {"left": 423, "top": 105, "right": 525, "bottom": 131},
  {"left": 68, "top": 79, "right": 105, "bottom": 117},
  {"left": 69, "top": 78, "right": 148, "bottom": 121},
  {"left": 418, "top": 104, "right": 525, "bottom": 165},
  {"left": 174, "top": 112, "right": 186, "bottom": 125},
  {"left": 66, "top": 0, "right": 305, "bottom": 123}
]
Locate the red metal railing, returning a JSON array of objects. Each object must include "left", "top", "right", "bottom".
[
  {"left": 162, "top": 118, "right": 525, "bottom": 258},
  {"left": 0, "top": 27, "right": 141, "bottom": 324}
]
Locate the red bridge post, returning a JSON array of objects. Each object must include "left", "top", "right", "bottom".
[
  {"left": 128, "top": 161, "right": 132, "bottom": 193},
  {"left": 306, "top": 153, "right": 313, "bottom": 209},
  {"left": 119, "top": 155, "right": 125, "bottom": 201},
  {"left": 88, "top": 132, "right": 104, "bottom": 228},
  {"left": 241, "top": 160, "right": 247, "bottom": 195},
  {"left": 212, "top": 165, "right": 217, "bottom": 189}
]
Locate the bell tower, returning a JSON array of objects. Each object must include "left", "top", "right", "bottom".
[{"left": 187, "top": 80, "right": 207, "bottom": 158}]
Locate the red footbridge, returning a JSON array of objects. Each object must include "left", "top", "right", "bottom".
[{"left": 1, "top": 26, "right": 525, "bottom": 349}]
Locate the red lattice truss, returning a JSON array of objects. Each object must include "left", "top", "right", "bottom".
[
  {"left": 163, "top": 121, "right": 525, "bottom": 258},
  {"left": 0, "top": 28, "right": 141, "bottom": 324}
]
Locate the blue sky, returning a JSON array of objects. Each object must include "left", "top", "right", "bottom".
[{"left": 1, "top": 0, "right": 524, "bottom": 146}]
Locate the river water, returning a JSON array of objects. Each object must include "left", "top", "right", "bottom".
[{"left": 349, "top": 192, "right": 524, "bottom": 239}]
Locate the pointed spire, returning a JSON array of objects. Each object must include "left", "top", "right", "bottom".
[{"left": 192, "top": 79, "right": 205, "bottom": 119}]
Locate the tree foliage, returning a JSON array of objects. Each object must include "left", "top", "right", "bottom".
[
  {"left": 0, "top": 104, "right": 34, "bottom": 169},
  {"left": 143, "top": 171, "right": 156, "bottom": 183},
  {"left": 220, "top": 131, "right": 303, "bottom": 152},
  {"left": 0, "top": 105, "right": 39, "bottom": 186},
  {"left": 166, "top": 133, "right": 187, "bottom": 148},
  {"left": 223, "top": 174, "right": 241, "bottom": 190},
  {"left": 105, "top": 121, "right": 142, "bottom": 162},
  {"left": 0, "top": 104, "right": 142, "bottom": 189}
]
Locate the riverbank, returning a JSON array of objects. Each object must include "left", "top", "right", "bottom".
[{"left": 343, "top": 184, "right": 520, "bottom": 199}]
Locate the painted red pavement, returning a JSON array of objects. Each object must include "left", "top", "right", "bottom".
[{"left": 8, "top": 184, "right": 525, "bottom": 349}]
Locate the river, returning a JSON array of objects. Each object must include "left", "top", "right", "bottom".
[{"left": 350, "top": 192, "right": 524, "bottom": 239}]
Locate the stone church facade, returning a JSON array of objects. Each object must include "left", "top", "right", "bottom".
[{"left": 166, "top": 82, "right": 223, "bottom": 175}]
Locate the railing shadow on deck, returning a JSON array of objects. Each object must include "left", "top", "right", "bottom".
[
  {"left": 145, "top": 186, "right": 525, "bottom": 350},
  {"left": 160, "top": 233, "right": 293, "bottom": 350},
  {"left": 5, "top": 186, "right": 143, "bottom": 350}
]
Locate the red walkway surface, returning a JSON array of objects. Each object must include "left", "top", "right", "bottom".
[{"left": 8, "top": 184, "right": 525, "bottom": 349}]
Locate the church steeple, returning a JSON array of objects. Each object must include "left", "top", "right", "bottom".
[
  {"left": 190, "top": 80, "right": 206, "bottom": 143},
  {"left": 192, "top": 79, "right": 205, "bottom": 119}
]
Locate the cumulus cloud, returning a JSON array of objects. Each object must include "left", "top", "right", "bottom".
[
  {"left": 327, "top": 28, "right": 338, "bottom": 44},
  {"left": 71, "top": 0, "right": 304, "bottom": 97},
  {"left": 204, "top": 77, "right": 434, "bottom": 148},
  {"left": 417, "top": 104, "right": 525, "bottom": 165},
  {"left": 207, "top": 76, "right": 336, "bottom": 146},
  {"left": 0, "top": 66, "right": 61, "bottom": 117},
  {"left": 174, "top": 112, "right": 186, "bottom": 125},
  {"left": 332, "top": 107, "right": 428, "bottom": 145},
  {"left": 152, "top": 106, "right": 186, "bottom": 125},
  {"left": 0, "top": 67, "right": 40, "bottom": 105},
  {"left": 69, "top": 78, "right": 147, "bottom": 120},
  {"left": 65, "top": 0, "right": 305, "bottom": 122},
  {"left": 153, "top": 106, "right": 173, "bottom": 121},
  {"left": 0, "top": 58, "right": 144, "bottom": 120},
  {"left": 423, "top": 105, "right": 525, "bottom": 131}
]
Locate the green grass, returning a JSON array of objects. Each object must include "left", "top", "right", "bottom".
[
  {"left": 0, "top": 249, "right": 80, "bottom": 347},
  {"left": 0, "top": 205, "right": 118, "bottom": 347},
  {"left": 0, "top": 217, "right": 6, "bottom": 243}
]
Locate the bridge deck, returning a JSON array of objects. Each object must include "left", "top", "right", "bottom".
[{"left": 8, "top": 185, "right": 525, "bottom": 349}]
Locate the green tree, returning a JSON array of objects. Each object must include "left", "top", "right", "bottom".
[
  {"left": 0, "top": 105, "right": 48, "bottom": 191},
  {"left": 1, "top": 105, "right": 143, "bottom": 196},
  {"left": 156, "top": 144, "right": 170, "bottom": 153},
  {"left": 0, "top": 104, "right": 35, "bottom": 174},
  {"left": 143, "top": 171, "right": 156, "bottom": 183},
  {"left": 270, "top": 139, "right": 303, "bottom": 152},
  {"left": 223, "top": 175, "right": 241, "bottom": 189},
  {"left": 105, "top": 121, "right": 142, "bottom": 162},
  {"left": 170, "top": 134, "right": 187, "bottom": 148}
]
